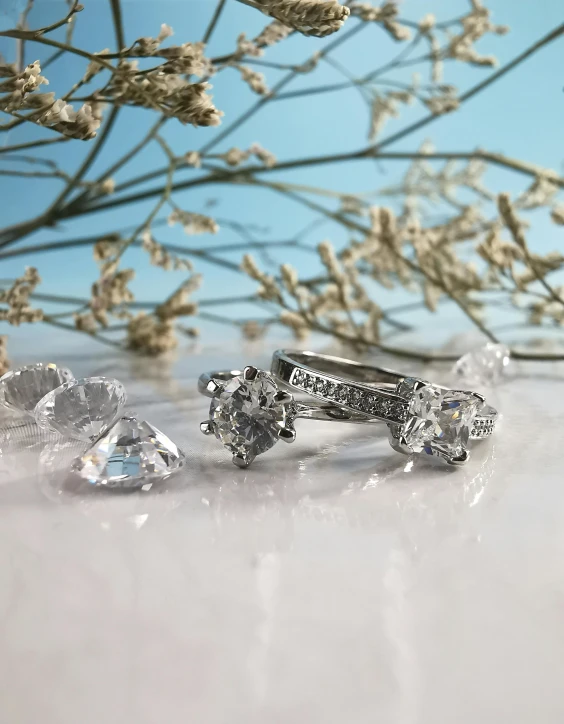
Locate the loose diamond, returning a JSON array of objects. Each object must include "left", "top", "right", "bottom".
[
  {"left": 210, "top": 371, "right": 284, "bottom": 463},
  {"left": 70, "top": 416, "right": 184, "bottom": 487},
  {"left": 453, "top": 343, "right": 510, "bottom": 386},
  {"left": 35, "top": 377, "right": 126, "bottom": 441},
  {"left": 0, "top": 363, "right": 74, "bottom": 415},
  {"left": 401, "top": 384, "right": 480, "bottom": 460}
]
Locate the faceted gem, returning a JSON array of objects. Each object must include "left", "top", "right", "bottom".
[
  {"left": 35, "top": 376, "right": 126, "bottom": 441},
  {"left": 210, "top": 371, "right": 284, "bottom": 462},
  {"left": 401, "top": 385, "right": 480, "bottom": 460},
  {"left": 0, "top": 363, "right": 74, "bottom": 415},
  {"left": 70, "top": 416, "right": 184, "bottom": 487},
  {"left": 453, "top": 343, "right": 510, "bottom": 386}
]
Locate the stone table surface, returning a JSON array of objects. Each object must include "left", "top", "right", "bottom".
[{"left": 0, "top": 343, "right": 562, "bottom": 724}]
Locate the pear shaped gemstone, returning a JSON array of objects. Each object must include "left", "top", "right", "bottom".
[{"left": 70, "top": 416, "right": 185, "bottom": 487}]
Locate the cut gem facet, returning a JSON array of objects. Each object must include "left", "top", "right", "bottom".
[
  {"left": 401, "top": 384, "right": 480, "bottom": 460},
  {"left": 35, "top": 376, "right": 126, "bottom": 441},
  {"left": 210, "top": 370, "right": 285, "bottom": 463},
  {"left": 70, "top": 416, "right": 184, "bottom": 487},
  {"left": 0, "top": 363, "right": 74, "bottom": 415}
]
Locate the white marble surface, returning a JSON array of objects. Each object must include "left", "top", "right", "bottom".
[{"left": 0, "top": 344, "right": 562, "bottom": 724}]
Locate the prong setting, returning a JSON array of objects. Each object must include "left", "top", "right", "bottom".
[
  {"left": 232, "top": 452, "right": 253, "bottom": 468},
  {"left": 278, "top": 425, "right": 296, "bottom": 443},
  {"left": 243, "top": 365, "right": 259, "bottom": 381},
  {"left": 200, "top": 420, "right": 214, "bottom": 436},
  {"left": 205, "top": 379, "right": 224, "bottom": 397}
]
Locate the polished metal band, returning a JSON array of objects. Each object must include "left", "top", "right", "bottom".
[{"left": 270, "top": 350, "right": 498, "bottom": 440}]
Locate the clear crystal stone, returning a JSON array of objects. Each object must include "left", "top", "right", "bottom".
[
  {"left": 70, "top": 416, "right": 184, "bottom": 487},
  {"left": 453, "top": 343, "right": 510, "bottom": 386},
  {"left": 402, "top": 385, "right": 480, "bottom": 459},
  {"left": 210, "top": 371, "right": 284, "bottom": 462},
  {"left": 35, "top": 376, "right": 126, "bottom": 441},
  {"left": 0, "top": 363, "right": 74, "bottom": 415}
]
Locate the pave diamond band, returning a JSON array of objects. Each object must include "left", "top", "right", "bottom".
[{"left": 271, "top": 350, "right": 498, "bottom": 466}]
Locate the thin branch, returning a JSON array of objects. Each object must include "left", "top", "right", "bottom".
[{"left": 203, "top": 0, "right": 227, "bottom": 44}]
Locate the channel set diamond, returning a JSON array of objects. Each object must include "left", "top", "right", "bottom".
[{"left": 290, "top": 369, "right": 407, "bottom": 423}]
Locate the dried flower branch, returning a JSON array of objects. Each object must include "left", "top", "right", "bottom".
[{"left": 0, "top": 0, "right": 563, "bottom": 366}]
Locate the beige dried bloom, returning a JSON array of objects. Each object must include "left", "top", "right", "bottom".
[
  {"left": 279, "top": 309, "right": 310, "bottom": 339},
  {"left": 90, "top": 268, "right": 135, "bottom": 323},
  {"left": 423, "top": 89, "right": 459, "bottom": 116},
  {"left": 106, "top": 61, "right": 222, "bottom": 127},
  {"left": 517, "top": 174, "right": 559, "bottom": 210},
  {"left": 130, "top": 24, "right": 213, "bottom": 76},
  {"left": 93, "top": 235, "right": 120, "bottom": 263},
  {"left": 99, "top": 177, "right": 115, "bottom": 195},
  {"left": 369, "top": 90, "right": 413, "bottom": 140},
  {"left": 237, "top": 65, "right": 270, "bottom": 95},
  {"left": 498, "top": 193, "right": 527, "bottom": 250},
  {"left": 250, "top": 0, "right": 350, "bottom": 37},
  {"left": 241, "top": 254, "right": 283, "bottom": 302},
  {"left": 249, "top": 142, "right": 276, "bottom": 167},
  {"left": 156, "top": 277, "right": 200, "bottom": 321},
  {"left": 318, "top": 240, "right": 344, "bottom": 280},
  {"left": 83, "top": 49, "right": 110, "bottom": 83},
  {"left": 0, "top": 337, "right": 9, "bottom": 376},
  {"left": 446, "top": 1, "right": 508, "bottom": 68},
  {"left": 236, "top": 33, "right": 263, "bottom": 58},
  {"left": 184, "top": 151, "right": 202, "bottom": 168},
  {"left": 0, "top": 60, "right": 101, "bottom": 140},
  {"left": 293, "top": 51, "right": 321, "bottom": 74},
  {"left": 127, "top": 313, "right": 178, "bottom": 355},
  {"left": 241, "top": 320, "right": 268, "bottom": 340},
  {"left": 141, "top": 228, "right": 192, "bottom": 271},
  {"left": 0, "top": 267, "right": 43, "bottom": 326},
  {"left": 418, "top": 13, "right": 435, "bottom": 33},
  {"left": 168, "top": 209, "right": 219, "bottom": 235},
  {"left": 281, "top": 263, "right": 299, "bottom": 294},
  {"left": 221, "top": 147, "right": 250, "bottom": 166},
  {"left": 0, "top": 59, "right": 48, "bottom": 111},
  {"left": 37, "top": 98, "right": 103, "bottom": 140},
  {"left": 74, "top": 312, "right": 99, "bottom": 334},
  {"left": 551, "top": 205, "right": 564, "bottom": 226},
  {"left": 350, "top": 2, "right": 411, "bottom": 41},
  {"left": 253, "top": 20, "right": 292, "bottom": 46}
]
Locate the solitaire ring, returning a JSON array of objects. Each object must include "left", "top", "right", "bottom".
[
  {"left": 198, "top": 365, "right": 382, "bottom": 467},
  {"left": 271, "top": 350, "right": 498, "bottom": 466}
]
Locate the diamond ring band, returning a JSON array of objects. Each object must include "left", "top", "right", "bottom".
[{"left": 271, "top": 350, "right": 498, "bottom": 466}]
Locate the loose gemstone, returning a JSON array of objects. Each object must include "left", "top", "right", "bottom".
[
  {"left": 70, "top": 416, "right": 184, "bottom": 487},
  {"left": 210, "top": 371, "right": 285, "bottom": 462},
  {"left": 0, "top": 363, "right": 74, "bottom": 415},
  {"left": 35, "top": 377, "right": 126, "bottom": 441},
  {"left": 453, "top": 343, "right": 510, "bottom": 386},
  {"left": 401, "top": 384, "right": 480, "bottom": 459}
]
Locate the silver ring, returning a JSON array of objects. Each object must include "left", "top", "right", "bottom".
[
  {"left": 198, "top": 365, "right": 387, "bottom": 468},
  {"left": 271, "top": 350, "right": 498, "bottom": 466}
]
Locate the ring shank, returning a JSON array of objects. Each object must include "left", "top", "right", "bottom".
[{"left": 271, "top": 349, "right": 498, "bottom": 440}]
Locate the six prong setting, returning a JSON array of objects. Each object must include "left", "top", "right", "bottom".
[
  {"left": 200, "top": 366, "right": 296, "bottom": 468},
  {"left": 389, "top": 378, "right": 485, "bottom": 466}
]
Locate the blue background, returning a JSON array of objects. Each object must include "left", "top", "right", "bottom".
[{"left": 0, "top": 0, "right": 563, "bottom": 350}]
